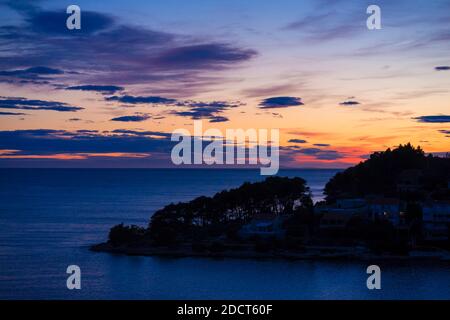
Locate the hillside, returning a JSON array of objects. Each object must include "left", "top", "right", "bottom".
[{"left": 324, "top": 143, "right": 450, "bottom": 203}]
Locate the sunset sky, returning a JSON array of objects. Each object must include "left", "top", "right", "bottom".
[{"left": 0, "top": 0, "right": 449, "bottom": 168}]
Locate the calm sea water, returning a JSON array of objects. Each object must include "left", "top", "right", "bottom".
[{"left": 0, "top": 168, "right": 449, "bottom": 300}]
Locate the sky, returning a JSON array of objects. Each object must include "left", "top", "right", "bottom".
[{"left": 0, "top": 0, "right": 449, "bottom": 168}]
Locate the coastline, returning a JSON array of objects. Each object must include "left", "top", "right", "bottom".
[{"left": 90, "top": 242, "right": 450, "bottom": 262}]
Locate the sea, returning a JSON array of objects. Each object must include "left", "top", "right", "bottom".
[{"left": 0, "top": 168, "right": 449, "bottom": 300}]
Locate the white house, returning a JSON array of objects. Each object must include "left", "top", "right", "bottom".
[{"left": 422, "top": 201, "right": 450, "bottom": 241}]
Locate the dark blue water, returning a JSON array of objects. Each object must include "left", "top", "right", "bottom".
[{"left": 0, "top": 168, "right": 449, "bottom": 300}]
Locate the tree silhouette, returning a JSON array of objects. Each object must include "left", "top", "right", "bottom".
[
  {"left": 325, "top": 143, "right": 450, "bottom": 202},
  {"left": 148, "top": 176, "right": 313, "bottom": 244}
]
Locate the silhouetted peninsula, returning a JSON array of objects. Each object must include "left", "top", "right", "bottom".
[{"left": 92, "top": 144, "right": 450, "bottom": 261}]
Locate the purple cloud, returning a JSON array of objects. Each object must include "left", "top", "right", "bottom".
[
  {"left": 0, "top": 111, "right": 27, "bottom": 116},
  {"left": 0, "top": 66, "right": 64, "bottom": 78},
  {"left": 106, "top": 95, "right": 177, "bottom": 105},
  {"left": 288, "top": 139, "right": 308, "bottom": 144},
  {"left": 66, "top": 85, "right": 124, "bottom": 94},
  {"left": 156, "top": 44, "right": 256, "bottom": 70},
  {"left": 208, "top": 116, "right": 229, "bottom": 123},
  {"left": 0, "top": 4, "right": 257, "bottom": 95},
  {"left": 259, "top": 97, "right": 304, "bottom": 109},
  {"left": 110, "top": 114, "right": 151, "bottom": 122},
  {"left": 314, "top": 143, "right": 331, "bottom": 147},
  {"left": 413, "top": 115, "right": 450, "bottom": 123},
  {"left": 0, "top": 97, "right": 83, "bottom": 112},
  {"left": 0, "top": 129, "right": 173, "bottom": 156},
  {"left": 340, "top": 100, "right": 360, "bottom": 106},
  {"left": 171, "top": 100, "right": 239, "bottom": 122}
]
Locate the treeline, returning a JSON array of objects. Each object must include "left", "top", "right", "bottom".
[
  {"left": 149, "top": 176, "right": 313, "bottom": 244},
  {"left": 324, "top": 143, "right": 450, "bottom": 203},
  {"left": 109, "top": 177, "right": 313, "bottom": 246}
]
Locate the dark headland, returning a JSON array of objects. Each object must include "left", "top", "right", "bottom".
[{"left": 91, "top": 144, "right": 450, "bottom": 261}]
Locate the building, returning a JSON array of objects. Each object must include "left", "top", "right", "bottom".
[
  {"left": 397, "top": 169, "right": 422, "bottom": 193},
  {"left": 315, "top": 198, "right": 367, "bottom": 231},
  {"left": 315, "top": 198, "right": 367, "bottom": 216},
  {"left": 319, "top": 212, "right": 354, "bottom": 229},
  {"left": 422, "top": 201, "right": 450, "bottom": 241},
  {"left": 368, "top": 198, "right": 404, "bottom": 226},
  {"left": 335, "top": 198, "right": 367, "bottom": 210},
  {"left": 239, "top": 214, "right": 287, "bottom": 240}
]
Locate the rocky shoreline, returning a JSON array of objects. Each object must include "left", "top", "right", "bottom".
[{"left": 90, "top": 242, "right": 450, "bottom": 262}]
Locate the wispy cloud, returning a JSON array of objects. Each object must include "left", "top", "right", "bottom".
[
  {"left": 170, "top": 100, "right": 241, "bottom": 122},
  {"left": 110, "top": 114, "right": 151, "bottom": 122},
  {"left": 340, "top": 100, "right": 360, "bottom": 106},
  {"left": 208, "top": 116, "right": 229, "bottom": 123},
  {"left": 282, "top": 145, "right": 346, "bottom": 161},
  {"left": 0, "top": 66, "right": 65, "bottom": 85},
  {"left": 241, "top": 84, "right": 299, "bottom": 98},
  {"left": 413, "top": 115, "right": 450, "bottom": 123},
  {"left": 313, "top": 143, "right": 331, "bottom": 147},
  {"left": 0, "top": 3, "right": 257, "bottom": 95},
  {"left": 106, "top": 95, "right": 177, "bottom": 105},
  {"left": 0, "top": 97, "right": 83, "bottom": 112},
  {"left": 66, "top": 85, "right": 124, "bottom": 94},
  {"left": 111, "top": 129, "right": 171, "bottom": 138},
  {"left": 283, "top": 6, "right": 362, "bottom": 42},
  {"left": 0, "top": 111, "right": 27, "bottom": 116},
  {"left": 288, "top": 139, "right": 308, "bottom": 144},
  {"left": 0, "top": 66, "right": 64, "bottom": 79},
  {"left": 155, "top": 44, "right": 256, "bottom": 70},
  {"left": 0, "top": 129, "right": 173, "bottom": 156}
]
